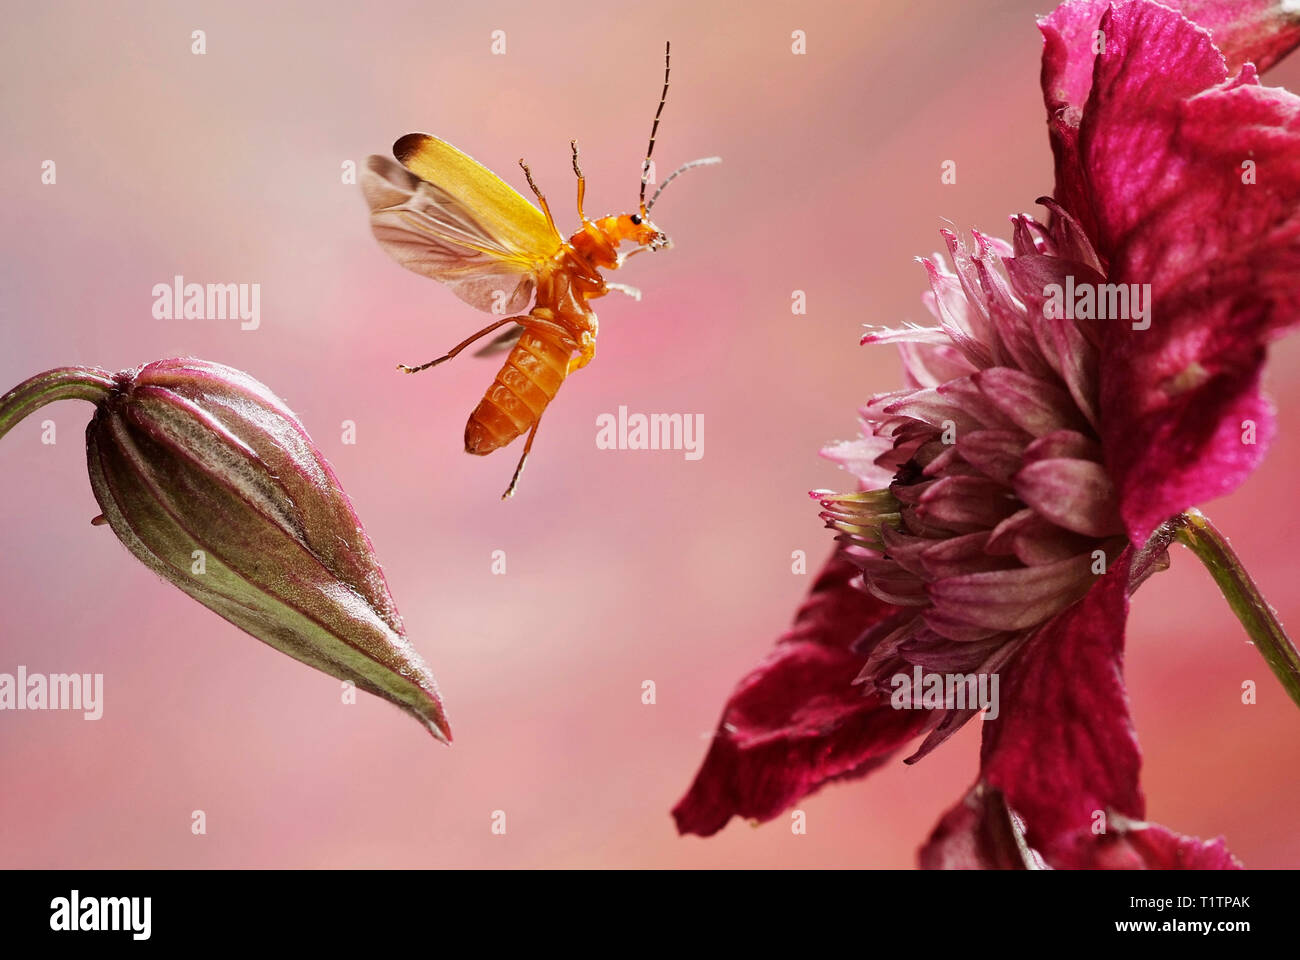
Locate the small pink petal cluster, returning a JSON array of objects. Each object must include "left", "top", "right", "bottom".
[{"left": 675, "top": 0, "right": 1300, "bottom": 868}]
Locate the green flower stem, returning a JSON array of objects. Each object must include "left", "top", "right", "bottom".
[
  {"left": 0, "top": 366, "right": 116, "bottom": 441},
  {"left": 1176, "top": 508, "right": 1300, "bottom": 710}
]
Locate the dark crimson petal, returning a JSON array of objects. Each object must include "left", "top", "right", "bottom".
[
  {"left": 921, "top": 786, "right": 1242, "bottom": 869},
  {"left": 976, "top": 549, "right": 1143, "bottom": 854},
  {"left": 1081, "top": 2, "right": 1300, "bottom": 542},
  {"left": 672, "top": 553, "right": 927, "bottom": 837},
  {"left": 919, "top": 786, "right": 1047, "bottom": 870},
  {"left": 1049, "top": 819, "right": 1243, "bottom": 868},
  {"left": 958, "top": 545, "right": 1240, "bottom": 867}
]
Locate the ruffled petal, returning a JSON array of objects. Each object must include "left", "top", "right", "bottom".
[
  {"left": 1071, "top": 2, "right": 1300, "bottom": 542},
  {"left": 1039, "top": 0, "right": 1300, "bottom": 241},
  {"left": 922, "top": 543, "right": 1239, "bottom": 868},
  {"left": 920, "top": 785, "right": 1048, "bottom": 869},
  {"left": 921, "top": 785, "right": 1242, "bottom": 869},
  {"left": 1049, "top": 816, "right": 1244, "bottom": 868},
  {"left": 672, "top": 554, "right": 928, "bottom": 837},
  {"left": 1173, "top": 0, "right": 1300, "bottom": 71},
  {"left": 975, "top": 551, "right": 1142, "bottom": 854},
  {"left": 1038, "top": 0, "right": 1113, "bottom": 241}
]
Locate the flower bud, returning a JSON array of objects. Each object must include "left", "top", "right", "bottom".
[{"left": 81, "top": 358, "right": 450, "bottom": 742}]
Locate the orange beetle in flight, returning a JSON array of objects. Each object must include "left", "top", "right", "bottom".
[{"left": 362, "top": 42, "right": 719, "bottom": 498}]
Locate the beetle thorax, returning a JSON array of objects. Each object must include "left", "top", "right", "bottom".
[{"left": 569, "top": 220, "right": 620, "bottom": 268}]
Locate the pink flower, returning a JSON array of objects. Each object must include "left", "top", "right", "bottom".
[{"left": 674, "top": 0, "right": 1300, "bottom": 867}]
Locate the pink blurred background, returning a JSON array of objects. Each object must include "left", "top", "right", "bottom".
[{"left": 2, "top": 0, "right": 1298, "bottom": 868}]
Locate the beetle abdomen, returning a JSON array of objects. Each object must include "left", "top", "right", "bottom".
[{"left": 465, "top": 330, "right": 570, "bottom": 455}]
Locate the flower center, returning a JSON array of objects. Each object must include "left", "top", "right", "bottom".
[{"left": 816, "top": 209, "right": 1132, "bottom": 710}]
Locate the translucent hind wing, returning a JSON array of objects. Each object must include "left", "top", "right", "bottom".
[{"left": 363, "top": 155, "right": 538, "bottom": 314}]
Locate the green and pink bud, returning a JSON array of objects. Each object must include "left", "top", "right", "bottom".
[{"left": 0, "top": 359, "right": 450, "bottom": 743}]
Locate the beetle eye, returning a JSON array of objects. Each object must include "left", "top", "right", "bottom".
[{"left": 629, "top": 214, "right": 642, "bottom": 226}]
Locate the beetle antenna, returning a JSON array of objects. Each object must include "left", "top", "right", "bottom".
[
  {"left": 646, "top": 156, "right": 722, "bottom": 212},
  {"left": 639, "top": 41, "right": 671, "bottom": 216}
]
